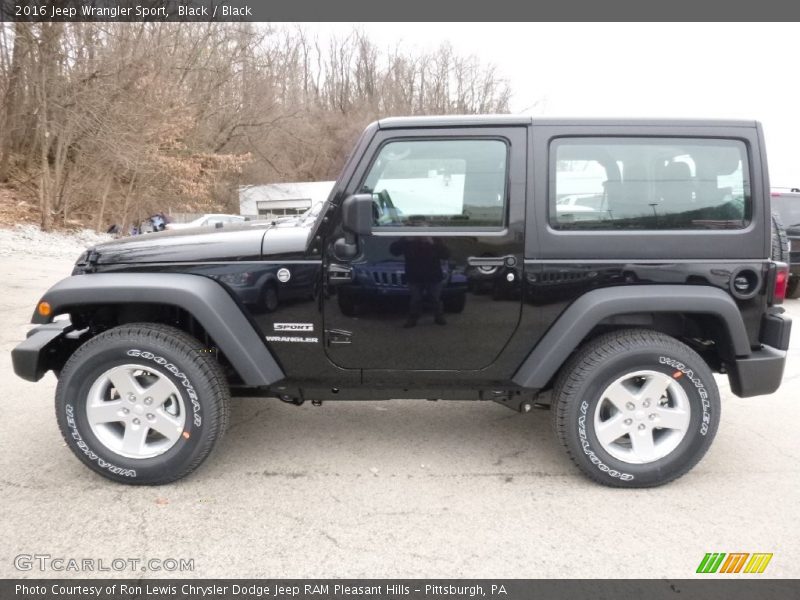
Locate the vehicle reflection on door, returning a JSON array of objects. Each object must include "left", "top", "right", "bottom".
[
  {"left": 193, "top": 263, "right": 318, "bottom": 314},
  {"left": 336, "top": 258, "right": 468, "bottom": 319},
  {"left": 466, "top": 262, "right": 522, "bottom": 301},
  {"left": 325, "top": 232, "right": 520, "bottom": 371}
]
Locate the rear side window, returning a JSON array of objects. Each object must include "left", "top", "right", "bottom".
[{"left": 550, "top": 137, "right": 751, "bottom": 230}]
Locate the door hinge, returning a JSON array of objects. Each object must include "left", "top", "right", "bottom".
[{"left": 325, "top": 328, "right": 353, "bottom": 345}]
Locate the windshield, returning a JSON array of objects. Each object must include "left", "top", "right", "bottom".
[{"left": 772, "top": 195, "right": 800, "bottom": 227}]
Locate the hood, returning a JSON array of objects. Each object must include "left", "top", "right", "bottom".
[
  {"left": 89, "top": 219, "right": 315, "bottom": 265},
  {"left": 92, "top": 222, "right": 272, "bottom": 264}
]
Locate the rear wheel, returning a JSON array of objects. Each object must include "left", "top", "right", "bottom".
[
  {"left": 552, "top": 329, "right": 720, "bottom": 487},
  {"left": 55, "top": 323, "right": 230, "bottom": 485}
]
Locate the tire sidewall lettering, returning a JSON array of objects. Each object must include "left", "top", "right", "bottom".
[
  {"left": 126, "top": 349, "right": 202, "bottom": 428},
  {"left": 578, "top": 400, "right": 635, "bottom": 481},
  {"left": 55, "top": 326, "right": 227, "bottom": 484},
  {"left": 59, "top": 342, "right": 209, "bottom": 481},
  {"left": 573, "top": 350, "right": 717, "bottom": 484},
  {"left": 658, "top": 355, "right": 711, "bottom": 436},
  {"left": 65, "top": 404, "right": 137, "bottom": 478}
]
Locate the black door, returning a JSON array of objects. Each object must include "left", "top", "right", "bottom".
[{"left": 324, "top": 127, "right": 527, "bottom": 372}]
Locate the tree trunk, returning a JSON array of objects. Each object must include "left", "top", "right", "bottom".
[
  {"left": 96, "top": 175, "right": 113, "bottom": 233},
  {"left": 0, "top": 24, "right": 31, "bottom": 182},
  {"left": 35, "top": 22, "right": 63, "bottom": 231},
  {"left": 119, "top": 171, "right": 138, "bottom": 234},
  {"left": 37, "top": 46, "right": 51, "bottom": 231}
]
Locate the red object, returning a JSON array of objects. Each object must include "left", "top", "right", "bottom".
[{"left": 773, "top": 264, "right": 789, "bottom": 303}]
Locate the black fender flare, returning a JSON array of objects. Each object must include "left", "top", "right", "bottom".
[
  {"left": 512, "top": 285, "right": 752, "bottom": 389},
  {"left": 32, "top": 273, "right": 284, "bottom": 386}
]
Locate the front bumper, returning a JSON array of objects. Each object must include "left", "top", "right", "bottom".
[
  {"left": 728, "top": 313, "right": 792, "bottom": 397},
  {"left": 11, "top": 322, "right": 73, "bottom": 382}
]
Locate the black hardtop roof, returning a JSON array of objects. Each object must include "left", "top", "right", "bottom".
[{"left": 377, "top": 115, "right": 759, "bottom": 129}]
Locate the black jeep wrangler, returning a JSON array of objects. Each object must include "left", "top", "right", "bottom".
[{"left": 12, "top": 116, "right": 792, "bottom": 487}]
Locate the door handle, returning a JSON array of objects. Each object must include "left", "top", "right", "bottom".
[
  {"left": 327, "top": 263, "right": 353, "bottom": 285},
  {"left": 468, "top": 255, "right": 518, "bottom": 268}
]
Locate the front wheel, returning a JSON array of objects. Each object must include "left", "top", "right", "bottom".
[
  {"left": 552, "top": 329, "right": 720, "bottom": 487},
  {"left": 55, "top": 323, "right": 230, "bottom": 485}
]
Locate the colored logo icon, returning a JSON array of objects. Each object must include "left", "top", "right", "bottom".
[{"left": 696, "top": 553, "right": 773, "bottom": 574}]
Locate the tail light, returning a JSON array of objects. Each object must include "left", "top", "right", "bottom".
[{"left": 772, "top": 262, "right": 789, "bottom": 304}]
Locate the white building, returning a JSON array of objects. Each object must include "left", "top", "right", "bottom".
[{"left": 238, "top": 181, "right": 334, "bottom": 218}]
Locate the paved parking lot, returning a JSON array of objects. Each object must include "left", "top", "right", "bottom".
[{"left": 1, "top": 254, "right": 798, "bottom": 578}]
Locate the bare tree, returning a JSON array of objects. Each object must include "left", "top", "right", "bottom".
[{"left": 0, "top": 23, "right": 513, "bottom": 230}]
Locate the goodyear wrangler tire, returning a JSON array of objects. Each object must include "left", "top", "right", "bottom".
[
  {"left": 55, "top": 323, "right": 230, "bottom": 485},
  {"left": 552, "top": 329, "right": 720, "bottom": 487}
]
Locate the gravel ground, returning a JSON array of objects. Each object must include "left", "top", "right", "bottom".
[
  {"left": 0, "top": 225, "right": 111, "bottom": 259},
  {"left": 0, "top": 232, "right": 798, "bottom": 579}
]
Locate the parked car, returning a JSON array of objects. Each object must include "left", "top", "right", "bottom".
[
  {"left": 770, "top": 190, "right": 800, "bottom": 298},
  {"left": 12, "top": 116, "right": 792, "bottom": 488},
  {"left": 165, "top": 213, "right": 245, "bottom": 230}
]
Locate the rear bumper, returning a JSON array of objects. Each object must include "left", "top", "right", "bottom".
[
  {"left": 728, "top": 314, "right": 792, "bottom": 397},
  {"left": 11, "top": 322, "right": 72, "bottom": 382}
]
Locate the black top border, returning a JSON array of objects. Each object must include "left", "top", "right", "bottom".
[{"left": 2, "top": 0, "right": 800, "bottom": 22}]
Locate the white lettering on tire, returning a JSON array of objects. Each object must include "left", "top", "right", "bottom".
[
  {"left": 578, "top": 400, "right": 634, "bottom": 481},
  {"left": 658, "top": 356, "right": 711, "bottom": 435},
  {"left": 65, "top": 404, "right": 137, "bottom": 478},
  {"left": 126, "top": 349, "right": 202, "bottom": 427}
]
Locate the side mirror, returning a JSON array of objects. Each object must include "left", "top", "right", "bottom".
[
  {"left": 341, "top": 194, "right": 374, "bottom": 236},
  {"left": 334, "top": 194, "right": 375, "bottom": 260}
]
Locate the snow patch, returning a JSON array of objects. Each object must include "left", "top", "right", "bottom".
[{"left": 0, "top": 225, "right": 112, "bottom": 259}]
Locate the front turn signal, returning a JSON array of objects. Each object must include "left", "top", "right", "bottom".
[{"left": 37, "top": 301, "right": 52, "bottom": 317}]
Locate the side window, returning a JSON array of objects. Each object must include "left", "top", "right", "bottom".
[
  {"left": 550, "top": 137, "right": 751, "bottom": 230},
  {"left": 360, "top": 138, "right": 508, "bottom": 228}
]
